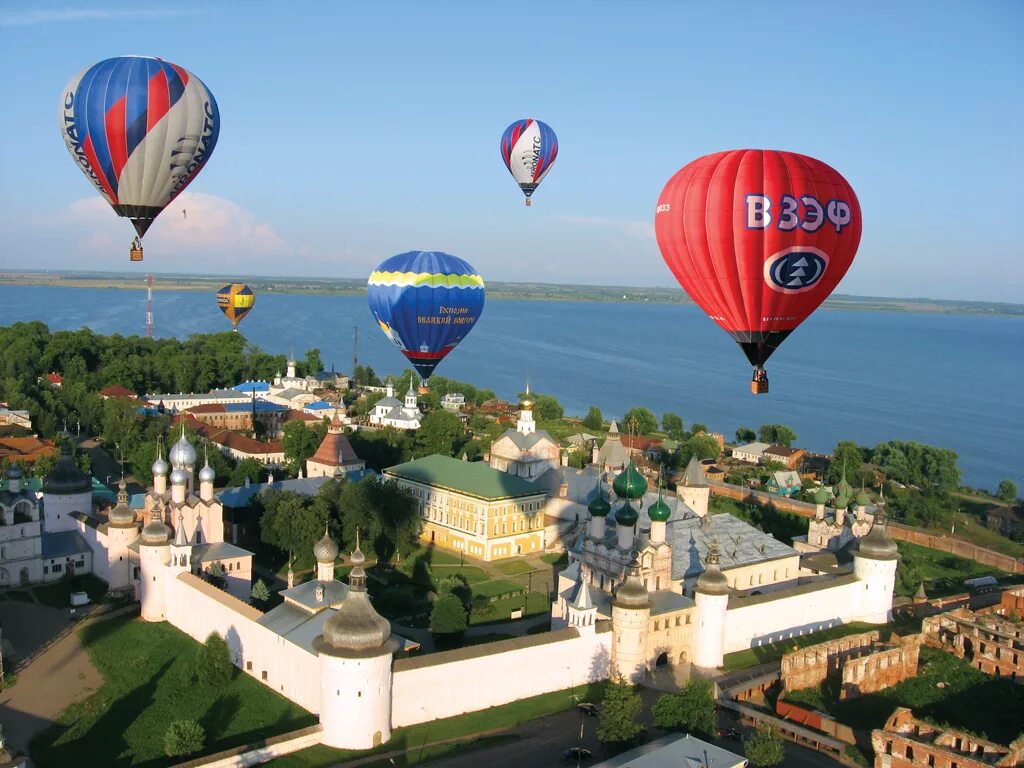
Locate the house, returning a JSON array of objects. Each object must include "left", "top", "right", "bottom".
[
  {"left": 207, "top": 431, "right": 285, "bottom": 467},
  {"left": 99, "top": 385, "right": 138, "bottom": 400},
  {"left": 763, "top": 444, "right": 805, "bottom": 469},
  {"left": 440, "top": 393, "right": 466, "bottom": 412},
  {"left": 731, "top": 442, "right": 772, "bottom": 464},
  {"left": 46, "top": 373, "right": 63, "bottom": 388},
  {"left": 0, "top": 436, "right": 57, "bottom": 466},
  {"left": 0, "top": 408, "right": 32, "bottom": 431},
  {"left": 985, "top": 506, "right": 1023, "bottom": 538},
  {"left": 766, "top": 470, "right": 803, "bottom": 497}
]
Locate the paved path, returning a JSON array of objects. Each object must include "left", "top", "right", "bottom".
[{"left": 0, "top": 603, "right": 103, "bottom": 765}]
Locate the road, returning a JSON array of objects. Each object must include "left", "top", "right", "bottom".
[{"left": 422, "top": 690, "right": 846, "bottom": 768}]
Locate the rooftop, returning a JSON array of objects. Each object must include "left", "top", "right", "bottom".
[
  {"left": 666, "top": 512, "right": 799, "bottom": 581},
  {"left": 385, "top": 455, "right": 546, "bottom": 501},
  {"left": 41, "top": 529, "right": 93, "bottom": 558},
  {"left": 208, "top": 430, "right": 283, "bottom": 455},
  {"left": 309, "top": 429, "right": 362, "bottom": 467},
  {"left": 592, "top": 733, "right": 746, "bottom": 768},
  {"left": 733, "top": 442, "right": 772, "bottom": 455},
  {"left": 217, "top": 476, "right": 331, "bottom": 508}
]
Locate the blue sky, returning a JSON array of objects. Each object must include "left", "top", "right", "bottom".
[{"left": 0, "top": 1, "right": 1021, "bottom": 301}]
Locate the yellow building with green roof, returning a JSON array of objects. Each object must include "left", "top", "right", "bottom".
[{"left": 384, "top": 455, "right": 548, "bottom": 561}]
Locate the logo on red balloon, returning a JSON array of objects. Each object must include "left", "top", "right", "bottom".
[{"left": 764, "top": 247, "right": 829, "bottom": 293}]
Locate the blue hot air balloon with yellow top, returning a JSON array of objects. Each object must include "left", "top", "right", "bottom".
[{"left": 367, "top": 251, "right": 485, "bottom": 382}]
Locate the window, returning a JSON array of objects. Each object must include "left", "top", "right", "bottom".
[
  {"left": 261, "top": 671, "right": 268, "bottom": 681},
  {"left": 246, "top": 661, "right": 252, "bottom": 671}
]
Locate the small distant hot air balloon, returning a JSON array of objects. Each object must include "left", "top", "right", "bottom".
[
  {"left": 59, "top": 56, "right": 220, "bottom": 262},
  {"left": 655, "top": 150, "right": 862, "bottom": 394},
  {"left": 500, "top": 119, "right": 558, "bottom": 206},
  {"left": 217, "top": 283, "right": 255, "bottom": 331},
  {"left": 367, "top": 251, "right": 485, "bottom": 384}
]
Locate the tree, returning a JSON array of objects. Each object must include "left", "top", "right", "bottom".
[
  {"left": 827, "top": 441, "right": 868, "bottom": 485},
  {"left": 352, "top": 364, "right": 382, "bottom": 387},
  {"left": 597, "top": 677, "right": 644, "bottom": 744},
  {"left": 758, "top": 424, "right": 797, "bottom": 447},
  {"left": 230, "top": 457, "right": 267, "bottom": 487},
  {"left": 250, "top": 579, "right": 271, "bottom": 606},
  {"left": 282, "top": 420, "right": 325, "bottom": 474},
  {"left": 258, "top": 490, "right": 326, "bottom": 566},
  {"left": 872, "top": 440, "right": 960, "bottom": 490},
  {"left": 736, "top": 427, "right": 756, "bottom": 443},
  {"left": 532, "top": 394, "right": 563, "bottom": 422},
  {"left": 690, "top": 422, "right": 708, "bottom": 436},
  {"left": 335, "top": 478, "right": 420, "bottom": 561},
  {"left": 413, "top": 410, "right": 465, "bottom": 458},
  {"left": 302, "top": 348, "right": 324, "bottom": 376},
  {"left": 745, "top": 723, "right": 785, "bottom": 767},
  {"left": 661, "top": 412, "right": 685, "bottom": 441},
  {"left": 997, "top": 480, "right": 1018, "bottom": 503},
  {"left": 164, "top": 719, "right": 205, "bottom": 758},
  {"left": 204, "top": 562, "right": 226, "bottom": 589},
  {"left": 688, "top": 434, "right": 721, "bottom": 461},
  {"left": 622, "top": 407, "right": 658, "bottom": 436},
  {"left": 198, "top": 632, "right": 233, "bottom": 687},
  {"left": 430, "top": 593, "right": 468, "bottom": 645},
  {"left": 583, "top": 406, "right": 604, "bottom": 431},
  {"left": 651, "top": 678, "right": 716, "bottom": 738}
]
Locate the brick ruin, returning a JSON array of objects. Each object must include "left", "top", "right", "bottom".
[
  {"left": 922, "top": 606, "right": 1024, "bottom": 679},
  {"left": 780, "top": 630, "right": 920, "bottom": 699},
  {"left": 872, "top": 707, "right": 1024, "bottom": 768}
]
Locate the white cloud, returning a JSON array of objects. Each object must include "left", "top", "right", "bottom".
[
  {"left": 0, "top": 8, "right": 194, "bottom": 26},
  {"left": 551, "top": 216, "right": 655, "bottom": 242},
  {"left": 67, "top": 193, "right": 288, "bottom": 258}
]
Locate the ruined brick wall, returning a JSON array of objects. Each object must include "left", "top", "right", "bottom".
[
  {"left": 780, "top": 630, "right": 880, "bottom": 692},
  {"left": 1000, "top": 587, "right": 1024, "bottom": 619},
  {"left": 870, "top": 708, "right": 1022, "bottom": 768},
  {"left": 923, "top": 610, "right": 1024, "bottom": 680},
  {"left": 840, "top": 637, "right": 920, "bottom": 700}
]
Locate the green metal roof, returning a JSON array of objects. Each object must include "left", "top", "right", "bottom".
[{"left": 384, "top": 455, "right": 545, "bottom": 501}]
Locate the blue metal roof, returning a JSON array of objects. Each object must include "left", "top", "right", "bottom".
[
  {"left": 217, "top": 476, "right": 331, "bottom": 508},
  {"left": 234, "top": 381, "right": 270, "bottom": 392},
  {"left": 305, "top": 400, "right": 332, "bottom": 409},
  {"left": 223, "top": 401, "right": 286, "bottom": 413}
]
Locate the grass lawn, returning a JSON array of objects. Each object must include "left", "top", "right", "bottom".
[
  {"left": 471, "top": 592, "right": 549, "bottom": 626},
  {"left": 30, "top": 617, "right": 315, "bottom": 768},
  {"left": 540, "top": 552, "right": 568, "bottom": 567},
  {"left": 493, "top": 560, "right": 533, "bottom": 576},
  {"left": 265, "top": 681, "right": 607, "bottom": 768},
  {"left": 32, "top": 574, "right": 109, "bottom": 608},
  {"left": 784, "top": 646, "right": 1024, "bottom": 744},
  {"left": 721, "top": 616, "right": 922, "bottom": 673},
  {"left": 471, "top": 579, "right": 523, "bottom": 598},
  {"left": 431, "top": 566, "right": 490, "bottom": 585},
  {"left": 895, "top": 541, "right": 1008, "bottom": 597},
  {"left": 404, "top": 546, "right": 464, "bottom": 567}
]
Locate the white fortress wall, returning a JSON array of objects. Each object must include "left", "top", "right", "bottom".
[
  {"left": 723, "top": 576, "right": 867, "bottom": 653},
  {"left": 391, "top": 628, "right": 611, "bottom": 727},
  {"left": 166, "top": 573, "right": 321, "bottom": 713}
]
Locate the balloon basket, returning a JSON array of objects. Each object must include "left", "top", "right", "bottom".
[
  {"left": 751, "top": 379, "right": 769, "bottom": 395},
  {"left": 129, "top": 246, "right": 144, "bottom": 262},
  {"left": 525, "top": 198, "right": 532, "bottom": 207},
  {"left": 418, "top": 385, "right": 430, "bottom": 396}
]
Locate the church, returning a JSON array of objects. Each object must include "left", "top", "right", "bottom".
[
  {"left": 487, "top": 387, "right": 560, "bottom": 480},
  {"left": 367, "top": 380, "right": 422, "bottom": 429}
]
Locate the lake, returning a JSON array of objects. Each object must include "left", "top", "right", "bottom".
[{"left": 1, "top": 284, "right": 1020, "bottom": 491}]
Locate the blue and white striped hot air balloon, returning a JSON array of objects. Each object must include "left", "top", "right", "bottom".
[{"left": 367, "top": 251, "right": 485, "bottom": 381}]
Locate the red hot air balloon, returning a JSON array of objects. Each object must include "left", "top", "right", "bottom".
[{"left": 655, "top": 150, "right": 862, "bottom": 394}]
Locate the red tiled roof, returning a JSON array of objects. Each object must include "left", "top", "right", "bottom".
[
  {"left": 309, "top": 429, "right": 362, "bottom": 467},
  {"left": 187, "top": 403, "right": 228, "bottom": 414},
  {"left": 0, "top": 436, "right": 56, "bottom": 462},
  {"left": 621, "top": 435, "right": 662, "bottom": 451},
  {"left": 285, "top": 409, "right": 320, "bottom": 423},
  {"left": 47, "top": 373, "right": 63, "bottom": 384},
  {"left": 208, "top": 430, "right": 283, "bottom": 455},
  {"left": 100, "top": 385, "right": 137, "bottom": 399}
]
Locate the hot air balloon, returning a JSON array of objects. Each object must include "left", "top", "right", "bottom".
[
  {"left": 500, "top": 119, "right": 558, "bottom": 206},
  {"left": 60, "top": 56, "right": 220, "bottom": 262},
  {"left": 216, "top": 283, "right": 255, "bottom": 331},
  {"left": 655, "top": 150, "right": 862, "bottom": 394},
  {"left": 367, "top": 251, "right": 485, "bottom": 385}
]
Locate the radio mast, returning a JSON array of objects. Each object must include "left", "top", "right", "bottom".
[
  {"left": 352, "top": 324, "right": 359, "bottom": 376},
  {"left": 145, "top": 274, "right": 154, "bottom": 338}
]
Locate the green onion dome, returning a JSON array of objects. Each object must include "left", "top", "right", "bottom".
[
  {"left": 615, "top": 502, "right": 639, "bottom": 527},
  {"left": 855, "top": 490, "right": 872, "bottom": 508},
  {"left": 647, "top": 491, "right": 671, "bottom": 523},
  {"left": 814, "top": 486, "right": 831, "bottom": 505},
  {"left": 834, "top": 494, "right": 850, "bottom": 510},
  {"left": 612, "top": 460, "right": 647, "bottom": 500},
  {"left": 588, "top": 490, "right": 611, "bottom": 518},
  {"left": 835, "top": 471, "right": 854, "bottom": 499}
]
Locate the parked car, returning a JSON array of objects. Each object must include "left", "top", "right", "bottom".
[
  {"left": 576, "top": 702, "right": 599, "bottom": 716},
  {"left": 563, "top": 747, "right": 593, "bottom": 762},
  {"left": 718, "top": 727, "right": 742, "bottom": 741}
]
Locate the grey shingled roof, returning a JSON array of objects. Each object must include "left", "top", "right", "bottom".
[
  {"left": 192, "top": 541, "right": 254, "bottom": 562},
  {"left": 41, "top": 530, "right": 92, "bottom": 558},
  {"left": 666, "top": 513, "right": 798, "bottom": 581},
  {"left": 495, "top": 428, "right": 555, "bottom": 451}
]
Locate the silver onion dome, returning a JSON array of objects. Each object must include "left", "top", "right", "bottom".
[
  {"left": 198, "top": 463, "right": 215, "bottom": 484},
  {"left": 313, "top": 527, "right": 339, "bottom": 564},
  {"left": 152, "top": 449, "right": 169, "bottom": 476},
  {"left": 170, "top": 467, "right": 188, "bottom": 487},
  {"left": 169, "top": 429, "right": 197, "bottom": 468}
]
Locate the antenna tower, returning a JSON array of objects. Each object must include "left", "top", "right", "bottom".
[
  {"left": 145, "top": 274, "right": 154, "bottom": 337},
  {"left": 352, "top": 324, "right": 359, "bottom": 375}
]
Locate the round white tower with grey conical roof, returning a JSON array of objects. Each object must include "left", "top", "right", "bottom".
[
  {"left": 693, "top": 540, "right": 730, "bottom": 669},
  {"left": 853, "top": 511, "right": 899, "bottom": 624},
  {"left": 315, "top": 534, "right": 400, "bottom": 749},
  {"left": 139, "top": 500, "right": 171, "bottom": 621},
  {"left": 611, "top": 557, "right": 650, "bottom": 683},
  {"left": 106, "top": 478, "right": 138, "bottom": 590}
]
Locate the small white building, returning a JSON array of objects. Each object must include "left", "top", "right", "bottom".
[
  {"left": 440, "top": 393, "right": 465, "bottom": 412},
  {"left": 368, "top": 381, "right": 421, "bottom": 430},
  {"left": 732, "top": 441, "right": 772, "bottom": 464}
]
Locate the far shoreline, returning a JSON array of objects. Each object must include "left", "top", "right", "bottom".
[{"left": 0, "top": 271, "right": 1021, "bottom": 318}]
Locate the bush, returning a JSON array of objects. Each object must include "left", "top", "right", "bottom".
[
  {"left": 198, "top": 632, "right": 233, "bottom": 687},
  {"left": 745, "top": 723, "right": 785, "bottom": 767},
  {"left": 597, "top": 677, "right": 644, "bottom": 744},
  {"left": 651, "top": 678, "right": 716, "bottom": 738},
  {"left": 431, "top": 593, "right": 468, "bottom": 635},
  {"left": 164, "top": 719, "right": 205, "bottom": 758},
  {"left": 250, "top": 578, "right": 271, "bottom": 605}
]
